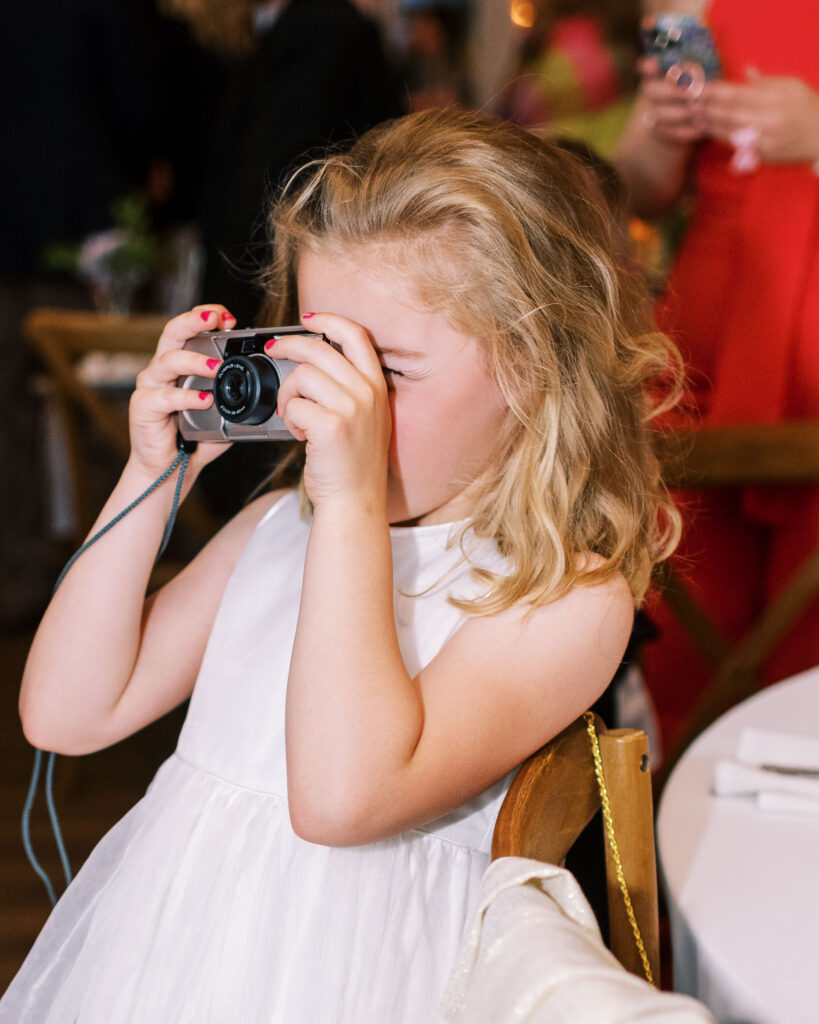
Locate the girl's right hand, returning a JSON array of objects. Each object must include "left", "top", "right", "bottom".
[
  {"left": 128, "top": 305, "right": 234, "bottom": 480},
  {"left": 636, "top": 57, "right": 706, "bottom": 146}
]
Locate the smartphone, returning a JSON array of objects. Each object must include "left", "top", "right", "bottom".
[{"left": 640, "top": 14, "right": 721, "bottom": 94}]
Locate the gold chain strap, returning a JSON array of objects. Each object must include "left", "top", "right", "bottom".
[{"left": 582, "top": 711, "right": 655, "bottom": 986}]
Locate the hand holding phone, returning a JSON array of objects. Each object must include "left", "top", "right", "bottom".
[{"left": 640, "top": 14, "right": 721, "bottom": 97}]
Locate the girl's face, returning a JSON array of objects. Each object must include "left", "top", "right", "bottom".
[{"left": 297, "top": 248, "right": 509, "bottom": 526}]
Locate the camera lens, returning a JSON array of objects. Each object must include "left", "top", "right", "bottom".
[
  {"left": 221, "top": 366, "right": 251, "bottom": 407},
  {"left": 214, "top": 354, "right": 279, "bottom": 424}
]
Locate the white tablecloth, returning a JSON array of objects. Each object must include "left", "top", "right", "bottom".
[{"left": 657, "top": 668, "right": 819, "bottom": 1024}]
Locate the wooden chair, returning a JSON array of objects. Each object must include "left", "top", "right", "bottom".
[
  {"left": 23, "top": 308, "right": 222, "bottom": 567},
  {"left": 655, "top": 422, "right": 819, "bottom": 779},
  {"left": 492, "top": 713, "right": 659, "bottom": 985}
]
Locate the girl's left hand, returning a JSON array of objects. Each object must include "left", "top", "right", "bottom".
[
  {"left": 272, "top": 313, "right": 392, "bottom": 510},
  {"left": 698, "top": 71, "right": 819, "bottom": 165}
]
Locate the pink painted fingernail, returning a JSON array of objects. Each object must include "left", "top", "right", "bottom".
[
  {"left": 302, "top": 312, "right": 315, "bottom": 319},
  {"left": 264, "top": 339, "right": 275, "bottom": 350},
  {"left": 206, "top": 358, "right": 220, "bottom": 370},
  {"left": 198, "top": 391, "right": 210, "bottom": 400},
  {"left": 222, "top": 312, "right": 235, "bottom": 322},
  {"left": 200, "top": 311, "right": 212, "bottom": 322}
]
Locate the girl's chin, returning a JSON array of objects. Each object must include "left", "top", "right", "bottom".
[
  {"left": 386, "top": 476, "right": 472, "bottom": 527},
  {"left": 386, "top": 497, "right": 418, "bottom": 528},
  {"left": 386, "top": 493, "right": 426, "bottom": 528},
  {"left": 386, "top": 496, "right": 464, "bottom": 528}
]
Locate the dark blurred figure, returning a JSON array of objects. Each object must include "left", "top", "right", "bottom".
[
  {"left": 0, "top": 0, "right": 166, "bottom": 628},
  {"left": 400, "top": 0, "right": 471, "bottom": 111},
  {"left": 162, "top": 0, "right": 403, "bottom": 515},
  {"left": 164, "top": 0, "right": 403, "bottom": 329}
]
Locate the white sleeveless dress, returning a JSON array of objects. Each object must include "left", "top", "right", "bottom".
[{"left": 1, "top": 492, "right": 515, "bottom": 1023}]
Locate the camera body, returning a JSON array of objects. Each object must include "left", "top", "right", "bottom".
[
  {"left": 177, "top": 327, "right": 324, "bottom": 442},
  {"left": 640, "top": 14, "right": 721, "bottom": 94}
]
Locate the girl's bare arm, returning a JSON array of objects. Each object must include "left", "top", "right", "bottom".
[
  {"left": 19, "top": 470, "right": 281, "bottom": 756},
  {"left": 19, "top": 304, "right": 281, "bottom": 755},
  {"left": 287, "top": 499, "right": 633, "bottom": 847}
]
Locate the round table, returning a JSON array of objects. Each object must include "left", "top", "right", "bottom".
[{"left": 657, "top": 667, "right": 819, "bottom": 1024}]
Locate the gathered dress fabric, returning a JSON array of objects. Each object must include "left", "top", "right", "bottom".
[
  {"left": 1, "top": 492, "right": 514, "bottom": 1023},
  {"left": 644, "top": 0, "right": 819, "bottom": 746}
]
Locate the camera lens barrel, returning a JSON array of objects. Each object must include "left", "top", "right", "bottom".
[{"left": 213, "top": 354, "right": 279, "bottom": 425}]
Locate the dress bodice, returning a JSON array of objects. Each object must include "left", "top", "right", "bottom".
[{"left": 176, "top": 490, "right": 514, "bottom": 851}]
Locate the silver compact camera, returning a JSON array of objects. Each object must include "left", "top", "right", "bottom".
[{"left": 177, "top": 326, "right": 325, "bottom": 442}]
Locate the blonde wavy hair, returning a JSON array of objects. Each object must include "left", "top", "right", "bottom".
[{"left": 261, "top": 108, "right": 682, "bottom": 611}]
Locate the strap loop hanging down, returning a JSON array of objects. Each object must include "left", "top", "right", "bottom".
[{"left": 22, "top": 443, "right": 192, "bottom": 906}]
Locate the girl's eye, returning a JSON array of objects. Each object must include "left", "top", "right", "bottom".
[{"left": 381, "top": 367, "right": 404, "bottom": 377}]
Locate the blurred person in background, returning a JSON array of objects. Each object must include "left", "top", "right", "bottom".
[
  {"left": 399, "top": 0, "right": 471, "bottom": 111},
  {"left": 497, "top": 0, "right": 642, "bottom": 160},
  {"left": 161, "top": 0, "right": 403, "bottom": 517},
  {"left": 163, "top": 0, "right": 403, "bottom": 330},
  {"left": 616, "top": 0, "right": 819, "bottom": 748}
]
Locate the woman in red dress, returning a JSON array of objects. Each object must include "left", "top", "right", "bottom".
[{"left": 616, "top": 0, "right": 819, "bottom": 748}]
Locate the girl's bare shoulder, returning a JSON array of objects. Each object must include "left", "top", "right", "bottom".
[
  {"left": 443, "top": 566, "right": 633, "bottom": 715},
  {"left": 392, "top": 569, "right": 634, "bottom": 832},
  {"left": 492, "top": 565, "right": 633, "bottom": 662}
]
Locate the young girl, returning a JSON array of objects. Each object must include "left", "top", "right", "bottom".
[{"left": 3, "top": 108, "right": 680, "bottom": 1023}]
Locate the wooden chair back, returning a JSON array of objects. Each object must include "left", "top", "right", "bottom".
[
  {"left": 656, "top": 423, "right": 819, "bottom": 779},
  {"left": 23, "top": 308, "right": 221, "bottom": 558},
  {"left": 492, "top": 713, "right": 659, "bottom": 985}
]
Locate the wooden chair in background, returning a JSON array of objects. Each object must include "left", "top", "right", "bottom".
[
  {"left": 492, "top": 713, "right": 659, "bottom": 986},
  {"left": 656, "top": 422, "right": 819, "bottom": 780},
  {"left": 23, "top": 308, "right": 222, "bottom": 576}
]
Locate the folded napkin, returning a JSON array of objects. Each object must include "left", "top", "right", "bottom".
[
  {"left": 712, "top": 725, "right": 819, "bottom": 816},
  {"left": 757, "top": 791, "right": 819, "bottom": 816},
  {"left": 737, "top": 726, "right": 819, "bottom": 772},
  {"left": 714, "top": 760, "right": 819, "bottom": 798}
]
